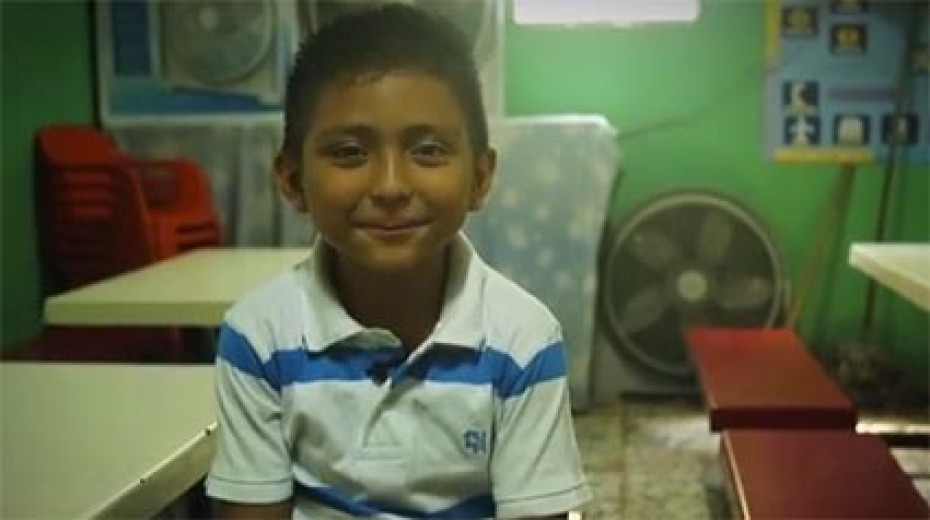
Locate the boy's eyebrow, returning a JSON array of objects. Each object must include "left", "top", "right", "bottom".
[
  {"left": 312, "top": 124, "right": 376, "bottom": 142},
  {"left": 401, "top": 123, "right": 463, "bottom": 141},
  {"left": 312, "top": 123, "right": 464, "bottom": 142}
]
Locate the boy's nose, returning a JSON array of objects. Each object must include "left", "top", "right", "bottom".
[{"left": 370, "top": 149, "right": 412, "bottom": 201}]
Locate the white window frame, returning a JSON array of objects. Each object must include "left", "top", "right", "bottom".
[{"left": 513, "top": 0, "right": 700, "bottom": 27}]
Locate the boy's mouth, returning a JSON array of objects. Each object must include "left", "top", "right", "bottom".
[{"left": 355, "top": 220, "right": 429, "bottom": 237}]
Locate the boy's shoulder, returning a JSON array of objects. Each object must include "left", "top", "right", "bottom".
[
  {"left": 479, "top": 263, "right": 562, "bottom": 357},
  {"left": 221, "top": 258, "right": 313, "bottom": 348},
  {"left": 227, "top": 260, "right": 308, "bottom": 316},
  {"left": 482, "top": 266, "right": 556, "bottom": 325}
]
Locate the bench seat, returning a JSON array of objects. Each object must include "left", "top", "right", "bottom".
[
  {"left": 686, "top": 327, "right": 856, "bottom": 431},
  {"left": 721, "top": 429, "right": 928, "bottom": 519}
]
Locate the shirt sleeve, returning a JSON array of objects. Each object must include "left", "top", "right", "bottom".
[
  {"left": 206, "top": 323, "right": 293, "bottom": 504},
  {"left": 490, "top": 335, "right": 593, "bottom": 518}
]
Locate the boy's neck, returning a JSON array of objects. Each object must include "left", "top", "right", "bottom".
[{"left": 328, "top": 246, "right": 450, "bottom": 350}]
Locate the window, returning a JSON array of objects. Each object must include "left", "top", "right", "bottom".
[{"left": 513, "top": 0, "right": 700, "bottom": 27}]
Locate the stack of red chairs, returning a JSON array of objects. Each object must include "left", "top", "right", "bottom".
[{"left": 32, "top": 124, "right": 223, "bottom": 362}]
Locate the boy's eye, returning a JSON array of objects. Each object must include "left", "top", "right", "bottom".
[
  {"left": 326, "top": 143, "right": 367, "bottom": 166},
  {"left": 410, "top": 140, "right": 451, "bottom": 165}
]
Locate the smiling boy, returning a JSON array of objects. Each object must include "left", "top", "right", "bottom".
[{"left": 206, "top": 4, "right": 591, "bottom": 519}]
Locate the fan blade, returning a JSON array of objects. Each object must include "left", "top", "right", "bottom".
[
  {"left": 628, "top": 229, "right": 680, "bottom": 271},
  {"left": 619, "top": 286, "right": 669, "bottom": 335},
  {"left": 696, "top": 210, "right": 733, "bottom": 268},
  {"left": 714, "top": 275, "right": 773, "bottom": 310}
]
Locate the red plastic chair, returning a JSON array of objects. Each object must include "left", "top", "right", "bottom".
[
  {"left": 43, "top": 164, "right": 159, "bottom": 288},
  {"left": 36, "top": 125, "right": 221, "bottom": 265},
  {"left": 33, "top": 124, "right": 223, "bottom": 363}
]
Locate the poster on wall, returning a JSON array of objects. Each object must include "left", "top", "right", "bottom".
[
  {"left": 764, "top": 0, "right": 929, "bottom": 164},
  {"left": 95, "top": 0, "right": 300, "bottom": 125}
]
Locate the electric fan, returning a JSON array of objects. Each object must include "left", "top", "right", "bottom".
[
  {"left": 600, "top": 190, "right": 788, "bottom": 384},
  {"left": 158, "top": 0, "right": 296, "bottom": 105}
]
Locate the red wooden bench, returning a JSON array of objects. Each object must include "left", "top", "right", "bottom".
[
  {"left": 721, "top": 429, "right": 929, "bottom": 519},
  {"left": 685, "top": 327, "right": 857, "bottom": 431}
]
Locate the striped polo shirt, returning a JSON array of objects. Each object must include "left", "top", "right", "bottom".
[{"left": 206, "top": 234, "right": 591, "bottom": 519}]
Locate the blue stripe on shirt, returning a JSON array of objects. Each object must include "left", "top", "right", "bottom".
[
  {"left": 217, "top": 324, "right": 397, "bottom": 390},
  {"left": 216, "top": 324, "right": 267, "bottom": 380},
  {"left": 487, "top": 341, "right": 567, "bottom": 398},
  {"left": 217, "top": 323, "right": 565, "bottom": 398},
  {"left": 275, "top": 346, "right": 400, "bottom": 386},
  {"left": 408, "top": 342, "right": 566, "bottom": 398},
  {"left": 295, "top": 482, "right": 495, "bottom": 518}
]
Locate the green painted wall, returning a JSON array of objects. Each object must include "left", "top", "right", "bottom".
[
  {"left": 1, "top": 1, "right": 94, "bottom": 347},
  {"left": 506, "top": 0, "right": 928, "bottom": 382}
]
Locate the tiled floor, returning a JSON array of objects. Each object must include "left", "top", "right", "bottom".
[
  {"left": 573, "top": 398, "right": 930, "bottom": 519},
  {"left": 573, "top": 399, "right": 721, "bottom": 520}
]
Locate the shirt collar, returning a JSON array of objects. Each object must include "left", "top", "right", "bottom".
[
  {"left": 296, "top": 239, "right": 366, "bottom": 351},
  {"left": 298, "top": 233, "right": 486, "bottom": 352},
  {"left": 429, "top": 233, "right": 487, "bottom": 350}
]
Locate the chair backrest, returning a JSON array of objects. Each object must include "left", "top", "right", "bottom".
[
  {"left": 35, "top": 126, "right": 159, "bottom": 292},
  {"left": 36, "top": 125, "right": 123, "bottom": 167},
  {"left": 50, "top": 167, "right": 158, "bottom": 288}
]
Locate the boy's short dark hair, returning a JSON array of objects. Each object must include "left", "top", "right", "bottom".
[{"left": 282, "top": 3, "right": 489, "bottom": 165}]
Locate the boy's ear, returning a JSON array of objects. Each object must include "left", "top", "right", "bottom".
[
  {"left": 274, "top": 153, "right": 308, "bottom": 213},
  {"left": 469, "top": 149, "right": 497, "bottom": 211}
]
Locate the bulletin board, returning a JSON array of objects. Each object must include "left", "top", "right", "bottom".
[
  {"left": 764, "top": 0, "right": 929, "bottom": 164},
  {"left": 94, "top": 0, "right": 299, "bottom": 125}
]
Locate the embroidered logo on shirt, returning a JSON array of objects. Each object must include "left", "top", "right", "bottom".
[{"left": 463, "top": 429, "right": 488, "bottom": 455}]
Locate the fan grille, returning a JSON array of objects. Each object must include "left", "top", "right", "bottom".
[
  {"left": 601, "top": 191, "right": 786, "bottom": 379},
  {"left": 161, "top": 0, "right": 276, "bottom": 86}
]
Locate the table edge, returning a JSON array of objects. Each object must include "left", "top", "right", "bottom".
[{"left": 84, "top": 423, "right": 217, "bottom": 519}]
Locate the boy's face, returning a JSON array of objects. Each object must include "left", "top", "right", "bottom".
[{"left": 276, "top": 70, "right": 495, "bottom": 275}]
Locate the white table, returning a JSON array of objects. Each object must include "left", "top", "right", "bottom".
[
  {"left": 849, "top": 243, "right": 930, "bottom": 312},
  {"left": 44, "top": 248, "right": 311, "bottom": 326},
  {"left": 0, "top": 363, "right": 215, "bottom": 519}
]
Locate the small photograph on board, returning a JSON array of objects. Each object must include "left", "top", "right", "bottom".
[
  {"left": 833, "top": 114, "right": 871, "bottom": 146},
  {"left": 830, "top": 24, "right": 868, "bottom": 55},
  {"left": 782, "top": 80, "right": 820, "bottom": 116},
  {"left": 784, "top": 116, "right": 822, "bottom": 146},
  {"left": 880, "top": 113, "right": 920, "bottom": 146},
  {"left": 781, "top": 5, "right": 818, "bottom": 37}
]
